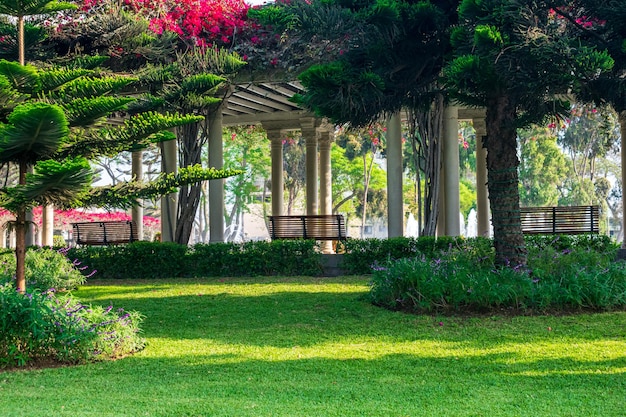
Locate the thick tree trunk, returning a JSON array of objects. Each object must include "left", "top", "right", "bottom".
[
  {"left": 485, "top": 95, "right": 527, "bottom": 266},
  {"left": 174, "top": 122, "right": 203, "bottom": 245}
]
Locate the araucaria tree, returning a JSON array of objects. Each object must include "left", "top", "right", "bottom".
[
  {"left": 0, "top": 60, "right": 239, "bottom": 292},
  {"left": 444, "top": 0, "right": 613, "bottom": 266}
]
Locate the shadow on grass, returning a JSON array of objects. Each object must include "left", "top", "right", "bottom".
[
  {"left": 76, "top": 279, "right": 626, "bottom": 349},
  {"left": 4, "top": 278, "right": 626, "bottom": 416}
]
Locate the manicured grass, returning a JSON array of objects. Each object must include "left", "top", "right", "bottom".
[{"left": 1, "top": 276, "right": 625, "bottom": 417}]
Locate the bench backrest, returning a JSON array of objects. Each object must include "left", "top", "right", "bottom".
[
  {"left": 520, "top": 205, "right": 599, "bottom": 234},
  {"left": 268, "top": 215, "right": 347, "bottom": 240},
  {"left": 72, "top": 221, "right": 138, "bottom": 245}
]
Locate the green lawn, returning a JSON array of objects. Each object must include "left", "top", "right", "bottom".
[{"left": 1, "top": 276, "right": 625, "bottom": 417}]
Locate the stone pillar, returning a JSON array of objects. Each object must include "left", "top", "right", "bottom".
[
  {"left": 619, "top": 112, "right": 626, "bottom": 258},
  {"left": 208, "top": 110, "right": 224, "bottom": 243},
  {"left": 473, "top": 118, "right": 490, "bottom": 237},
  {"left": 132, "top": 150, "right": 144, "bottom": 241},
  {"left": 266, "top": 129, "right": 284, "bottom": 216},
  {"left": 301, "top": 117, "right": 319, "bottom": 215},
  {"left": 42, "top": 205, "right": 53, "bottom": 246},
  {"left": 319, "top": 128, "right": 334, "bottom": 252},
  {"left": 9, "top": 229, "right": 15, "bottom": 248},
  {"left": 160, "top": 139, "right": 177, "bottom": 242},
  {"left": 442, "top": 105, "right": 461, "bottom": 236},
  {"left": 319, "top": 129, "right": 333, "bottom": 217},
  {"left": 387, "top": 113, "right": 403, "bottom": 237}
]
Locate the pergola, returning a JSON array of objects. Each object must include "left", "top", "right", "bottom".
[{"left": 148, "top": 80, "right": 493, "bottom": 247}]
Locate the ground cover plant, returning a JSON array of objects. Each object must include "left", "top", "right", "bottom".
[
  {"left": 369, "top": 236, "right": 626, "bottom": 314},
  {"left": 0, "top": 248, "right": 144, "bottom": 368},
  {"left": 1, "top": 277, "right": 624, "bottom": 417}
]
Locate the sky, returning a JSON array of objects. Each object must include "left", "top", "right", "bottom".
[{"left": 246, "top": 0, "right": 273, "bottom": 5}]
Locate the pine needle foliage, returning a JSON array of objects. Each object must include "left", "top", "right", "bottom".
[{"left": 0, "top": 57, "right": 240, "bottom": 291}]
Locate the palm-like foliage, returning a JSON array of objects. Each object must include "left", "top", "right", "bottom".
[
  {"left": 0, "top": 0, "right": 76, "bottom": 64},
  {"left": 568, "top": 1, "right": 626, "bottom": 114},
  {"left": 133, "top": 49, "right": 246, "bottom": 244},
  {"left": 0, "top": 59, "right": 240, "bottom": 292}
]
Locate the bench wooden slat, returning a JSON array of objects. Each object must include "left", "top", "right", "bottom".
[
  {"left": 268, "top": 215, "right": 347, "bottom": 241},
  {"left": 72, "top": 221, "right": 138, "bottom": 245},
  {"left": 520, "top": 205, "right": 599, "bottom": 234}
]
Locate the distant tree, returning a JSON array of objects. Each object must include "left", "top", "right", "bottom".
[
  {"left": 282, "top": 132, "right": 306, "bottom": 215},
  {"left": 335, "top": 124, "right": 387, "bottom": 238},
  {"left": 518, "top": 126, "right": 569, "bottom": 207},
  {"left": 559, "top": 104, "right": 619, "bottom": 183},
  {"left": 222, "top": 125, "right": 270, "bottom": 242}
]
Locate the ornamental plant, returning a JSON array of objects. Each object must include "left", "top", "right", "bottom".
[
  {"left": 0, "top": 284, "right": 145, "bottom": 368},
  {"left": 0, "top": 59, "right": 241, "bottom": 293},
  {"left": 368, "top": 237, "right": 625, "bottom": 314},
  {"left": 0, "top": 247, "right": 90, "bottom": 291},
  {"left": 82, "top": 0, "right": 250, "bottom": 48}
]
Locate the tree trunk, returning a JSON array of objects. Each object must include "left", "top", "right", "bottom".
[
  {"left": 408, "top": 94, "right": 443, "bottom": 236},
  {"left": 485, "top": 95, "right": 527, "bottom": 266},
  {"left": 174, "top": 121, "right": 203, "bottom": 244}
]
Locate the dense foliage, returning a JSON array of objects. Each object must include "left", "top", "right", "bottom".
[
  {"left": 0, "top": 247, "right": 89, "bottom": 291},
  {"left": 369, "top": 235, "right": 624, "bottom": 314},
  {"left": 66, "top": 240, "right": 322, "bottom": 278},
  {"left": 0, "top": 284, "right": 144, "bottom": 368}
]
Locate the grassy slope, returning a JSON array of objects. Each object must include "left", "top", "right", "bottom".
[{"left": 1, "top": 276, "right": 625, "bottom": 417}]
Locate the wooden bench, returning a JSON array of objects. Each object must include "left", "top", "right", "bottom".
[
  {"left": 520, "top": 205, "right": 600, "bottom": 235},
  {"left": 72, "top": 220, "right": 138, "bottom": 245},
  {"left": 268, "top": 215, "right": 347, "bottom": 240}
]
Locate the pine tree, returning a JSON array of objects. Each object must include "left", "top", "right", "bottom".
[
  {"left": 444, "top": 0, "right": 613, "bottom": 265},
  {"left": 0, "top": 60, "right": 240, "bottom": 292}
]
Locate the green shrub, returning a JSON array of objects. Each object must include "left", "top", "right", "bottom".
[
  {"left": 52, "top": 235, "right": 66, "bottom": 247},
  {"left": 67, "top": 240, "right": 322, "bottom": 279},
  {"left": 67, "top": 242, "right": 191, "bottom": 279},
  {"left": 0, "top": 284, "right": 144, "bottom": 368},
  {"left": 341, "top": 236, "right": 493, "bottom": 274},
  {"left": 0, "top": 248, "right": 88, "bottom": 291},
  {"left": 369, "top": 245, "right": 626, "bottom": 314},
  {"left": 524, "top": 234, "right": 617, "bottom": 254}
]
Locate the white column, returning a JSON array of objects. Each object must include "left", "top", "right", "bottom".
[
  {"left": 473, "top": 118, "right": 490, "bottom": 237},
  {"left": 617, "top": 111, "right": 626, "bottom": 254},
  {"left": 42, "top": 205, "right": 53, "bottom": 246},
  {"left": 319, "top": 130, "right": 333, "bottom": 217},
  {"left": 132, "top": 150, "right": 144, "bottom": 241},
  {"left": 301, "top": 118, "right": 319, "bottom": 215},
  {"left": 208, "top": 110, "right": 224, "bottom": 243},
  {"left": 266, "top": 129, "right": 284, "bottom": 216},
  {"left": 443, "top": 105, "right": 460, "bottom": 236},
  {"left": 387, "top": 113, "right": 403, "bottom": 238},
  {"left": 160, "top": 139, "right": 177, "bottom": 242},
  {"left": 319, "top": 129, "right": 333, "bottom": 252},
  {"left": 42, "top": 205, "right": 54, "bottom": 246}
]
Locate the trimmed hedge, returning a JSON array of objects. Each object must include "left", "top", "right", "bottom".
[
  {"left": 62, "top": 234, "right": 617, "bottom": 279},
  {"left": 65, "top": 240, "right": 322, "bottom": 278}
]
